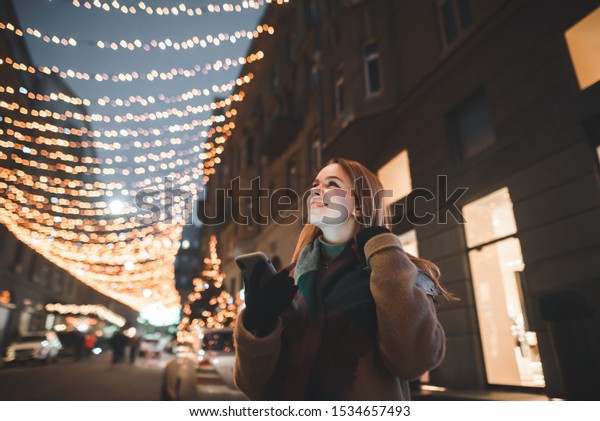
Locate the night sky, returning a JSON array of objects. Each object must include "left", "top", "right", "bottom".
[{"left": 11, "top": 0, "right": 265, "bottom": 165}]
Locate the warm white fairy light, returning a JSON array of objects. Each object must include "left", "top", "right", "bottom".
[
  {"left": 0, "top": 72, "right": 254, "bottom": 111},
  {"left": 1, "top": 91, "right": 244, "bottom": 125},
  {"left": 0, "top": 51, "right": 264, "bottom": 83},
  {"left": 98, "top": 72, "right": 254, "bottom": 107},
  {"left": 46, "top": 303, "right": 126, "bottom": 327},
  {"left": 0, "top": 14, "right": 242, "bottom": 55},
  {"left": 96, "top": 24, "right": 274, "bottom": 52},
  {"left": 3, "top": 107, "right": 237, "bottom": 139},
  {"left": 0, "top": 21, "right": 77, "bottom": 46},
  {"left": 70, "top": 0, "right": 265, "bottom": 16},
  {"left": 0, "top": 0, "right": 281, "bottom": 317},
  {"left": 0, "top": 201, "right": 183, "bottom": 312}
]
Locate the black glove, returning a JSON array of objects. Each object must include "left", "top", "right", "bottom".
[
  {"left": 356, "top": 226, "right": 391, "bottom": 256},
  {"left": 243, "top": 259, "right": 298, "bottom": 337}
]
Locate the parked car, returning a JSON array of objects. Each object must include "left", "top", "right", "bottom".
[
  {"left": 3, "top": 332, "right": 62, "bottom": 365},
  {"left": 161, "top": 328, "right": 246, "bottom": 400}
]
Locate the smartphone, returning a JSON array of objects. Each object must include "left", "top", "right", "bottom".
[{"left": 235, "top": 252, "right": 277, "bottom": 288}]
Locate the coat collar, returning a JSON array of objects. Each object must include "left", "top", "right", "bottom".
[{"left": 293, "top": 236, "right": 322, "bottom": 284}]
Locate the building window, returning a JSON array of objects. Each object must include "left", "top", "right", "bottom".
[
  {"left": 437, "top": 0, "right": 472, "bottom": 48},
  {"left": 463, "top": 187, "right": 545, "bottom": 388},
  {"left": 447, "top": 91, "right": 495, "bottom": 161},
  {"left": 377, "top": 150, "right": 412, "bottom": 207},
  {"left": 334, "top": 66, "right": 345, "bottom": 118},
  {"left": 565, "top": 6, "right": 600, "bottom": 90},
  {"left": 364, "top": 42, "right": 382, "bottom": 96}
]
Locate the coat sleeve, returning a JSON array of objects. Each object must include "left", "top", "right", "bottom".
[
  {"left": 233, "top": 309, "right": 283, "bottom": 400},
  {"left": 364, "top": 233, "right": 446, "bottom": 381}
]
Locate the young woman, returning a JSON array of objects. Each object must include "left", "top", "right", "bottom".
[{"left": 234, "top": 157, "right": 455, "bottom": 400}]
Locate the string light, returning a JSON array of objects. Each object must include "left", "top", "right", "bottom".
[
  {"left": 97, "top": 25, "right": 274, "bottom": 52},
  {"left": 0, "top": 85, "right": 90, "bottom": 107},
  {"left": 3, "top": 108, "right": 237, "bottom": 139},
  {"left": 0, "top": 0, "right": 281, "bottom": 318},
  {"left": 45, "top": 303, "right": 126, "bottom": 327},
  {"left": 0, "top": 20, "right": 274, "bottom": 53},
  {"left": 70, "top": 0, "right": 265, "bottom": 16},
  {"left": 0, "top": 51, "right": 264, "bottom": 83},
  {"left": 1, "top": 90, "right": 244, "bottom": 124},
  {"left": 98, "top": 72, "right": 254, "bottom": 107},
  {"left": 0, "top": 204, "right": 183, "bottom": 311},
  {"left": 0, "top": 21, "right": 77, "bottom": 46},
  {"left": 0, "top": 72, "right": 254, "bottom": 110}
]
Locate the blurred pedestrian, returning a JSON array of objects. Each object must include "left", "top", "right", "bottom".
[
  {"left": 234, "top": 158, "right": 457, "bottom": 400},
  {"left": 75, "top": 331, "right": 85, "bottom": 361},
  {"left": 109, "top": 329, "right": 128, "bottom": 364},
  {"left": 83, "top": 332, "right": 96, "bottom": 358},
  {"left": 129, "top": 335, "right": 140, "bottom": 365}
]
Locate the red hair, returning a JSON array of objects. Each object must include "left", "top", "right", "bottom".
[{"left": 292, "top": 157, "right": 457, "bottom": 302}]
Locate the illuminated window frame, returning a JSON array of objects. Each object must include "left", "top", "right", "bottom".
[{"left": 565, "top": 7, "right": 600, "bottom": 90}]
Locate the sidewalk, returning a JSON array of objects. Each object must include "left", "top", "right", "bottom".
[{"left": 412, "top": 386, "right": 551, "bottom": 401}]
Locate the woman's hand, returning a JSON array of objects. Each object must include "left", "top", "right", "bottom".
[
  {"left": 243, "top": 260, "right": 298, "bottom": 337},
  {"left": 356, "top": 226, "right": 391, "bottom": 257}
]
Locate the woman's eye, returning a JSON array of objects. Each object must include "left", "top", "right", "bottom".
[{"left": 327, "top": 181, "right": 339, "bottom": 187}]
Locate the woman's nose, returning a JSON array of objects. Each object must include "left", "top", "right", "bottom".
[{"left": 310, "top": 186, "right": 322, "bottom": 197}]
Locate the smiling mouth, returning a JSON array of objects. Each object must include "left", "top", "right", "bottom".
[{"left": 310, "top": 201, "right": 327, "bottom": 208}]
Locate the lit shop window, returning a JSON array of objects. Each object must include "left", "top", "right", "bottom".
[
  {"left": 565, "top": 7, "right": 600, "bottom": 90},
  {"left": 398, "top": 228, "right": 431, "bottom": 384},
  {"left": 398, "top": 229, "right": 418, "bottom": 257},
  {"left": 377, "top": 150, "right": 412, "bottom": 207},
  {"left": 463, "top": 187, "right": 545, "bottom": 387}
]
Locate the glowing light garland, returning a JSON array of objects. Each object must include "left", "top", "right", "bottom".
[
  {"left": 0, "top": 20, "right": 274, "bottom": 52},
  {"left": 45, "top": 303, "right": 126, "bottom": 327},
  {"left": 0, "top": 51, "right": 264, "bottom": 82},
  {"left": 0, "top": 72, "right": 254, "bottom": 109},
  {"left": 1, "top": 91, "right": 244, "bottom": 125},
  {"left": 70, "top": 0, "right": 268, "bottom": 16},
  {"left": 3, "top": 108, "right": 236, "bottom": 139},
  {"left": 97, "top": 25, "right": 274, "bottom": 52},
  {"left": 0, "top": 21, "right": 76, "bottom": 46},
  {"left": 0, "top": 0, "right": 283, "bottom": 319}
]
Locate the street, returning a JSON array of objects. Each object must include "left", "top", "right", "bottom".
[{"left": 0, "top": 351, "right": 170, "bottom": 400}]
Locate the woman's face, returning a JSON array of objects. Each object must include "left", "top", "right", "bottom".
[{"left": 308, "top": 163, "right": 358, "bottom": 228}]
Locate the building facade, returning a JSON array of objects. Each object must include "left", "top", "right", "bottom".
[{"left": 200, "top": 0, "right": 600, "bottom": 399}]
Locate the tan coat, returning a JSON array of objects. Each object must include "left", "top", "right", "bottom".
[{"left": 234, "top": 233, "right": 446, "bottom": 400}]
